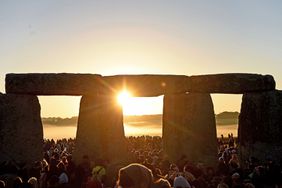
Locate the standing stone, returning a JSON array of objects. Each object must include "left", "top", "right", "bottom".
[
  {"left": 0, "top": 94, "right": 43, "bottom": 166},
  {"left": 163, "top": 93, "right": 217, "bottom": 166},
  {"left": 73, "top": 95, "right": 127, "bottom": 165},
  {"left": 239, "top": 90, "right": 282, "bottom": 164}
]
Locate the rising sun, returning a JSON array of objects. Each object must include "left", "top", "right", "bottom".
[{"left": 117, "top": 90, "right": 132, "bottom": 106}]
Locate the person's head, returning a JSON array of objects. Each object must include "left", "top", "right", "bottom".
[
  {"left": 206, "top": 167, "right": 215, "bottom": 176},
  {"left": 218, "top": 157, "right": 225, "bottom": 164},
  {"left": 117, "top": 163, "right": 153, "bottom": 188},
  {"left": 173, "top": 176, "right": 191, "bottom": 188},
  {"left": 182, "top": 171, "right": 195, "bottom": 183},
  {"left": 66, "top": 155, "right": 72, "bottom": 162},
  {"left": 243, "top": 183, "right": 255, "bottom": 188},
  {"left": 217, "top": 182, "right": 229, "bottom": 188},
  {"left": 41, "top": 159, "right": 49, "bottom": 172},
  {"left": 61, "top": 156, "right": 67, "bottom": 164},
  {"left": 28, "top": 177, "right": 38, "bottom": 188},
  {"left": 92, "top": 165, "right": 106, "bottom": 182},
  {"left": 13, "top": 176, "right": 23, "bottom": 188},
  {"left": 0, "top": 180, "right": 5, "bottom": 188},
  {"left": 169, "top": 164, "right": 179, "bottom": 172},
  {"left": 57, "top": 162, "right": 66, "bottom": 173},
  {"left": 152, "top": 178, "right": 171, "bottom": 188},
  {"left": 231, "top": 153, "right": 238, "bottom": 160},
  {"left": 152, "top": 168, "right": 168, "bottom": 182},
  {"left": 53, "top": 152, "right": 60, "bottom": 161},
  {"left": 231, "top": 173, "right": 240, "bottom": 185}
]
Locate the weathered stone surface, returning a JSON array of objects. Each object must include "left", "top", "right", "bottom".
[
  {"left": 190, "top": 73, "right": 275, "bottom": 93},
  {"left": 73, "top": 95, "right": 127, "bottom": 165},
  {"left": 102, "top": 75, "right": 189, "bottom": 97},
  {"left": 239, "top": 90, "right": 282, "bottom": 164},
  {"left": 6, "top": 73, "right": 102, "bottom": 95},
  {"left": 0, "top": 94, "right": 43, "bottom": 166},
  {"left": 163, "top": 93, "right": 217, "bottom": 166}
]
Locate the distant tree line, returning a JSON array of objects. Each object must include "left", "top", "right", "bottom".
[
  {"left": 216, "top": 111, "right": 239, "bottom": 125},
  {"left": 215, "top": 111, "right": 239, "bottom": 119},
  {"left": 42, "top": 111, "right": 240, "bottom": 126},
  {"left": 42, "top": 116, "right": 78, "bottom": 125}
]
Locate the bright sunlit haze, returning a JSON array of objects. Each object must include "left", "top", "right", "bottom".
[{"left": 117, "top": 89, "right": 164, "bottom": 116}]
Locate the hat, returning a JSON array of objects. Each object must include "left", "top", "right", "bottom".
[
  {"left": 173, "top": 176, "right": 191, "bottom": 188},
  {"left": 92, "top": 166, "right": 106, "bottom": 181}
]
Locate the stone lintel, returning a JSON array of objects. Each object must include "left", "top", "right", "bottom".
[
  {"left": 101, "top": 74, "right": 189, "bottom": 97},
  {"left": 190, "top": 73, "right": 275, "bottom": 93},
  {"left": 6, "top": 73, "right": 102, "bottom": 95}
]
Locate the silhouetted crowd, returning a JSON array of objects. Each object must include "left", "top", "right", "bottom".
[{"left": 1, "top": 134, "right": 282, "bottom": 188}]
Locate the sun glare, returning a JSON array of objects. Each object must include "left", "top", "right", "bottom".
[
  {"left": 117, "top": 90, "right": 132, "bottom": 106},
  {"left": 117, "top": 90, "right": 163, "bottom": 116}
]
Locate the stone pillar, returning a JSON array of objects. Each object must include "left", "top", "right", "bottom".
[
  {"left": 163, "top": 93, "right": 217, "bottom": 166},
  {"left": 73, "top": 95, "right": 127, "bottom": 165},
  {"left": 239, "top": 90, "right": 282, "bottom": 164},
  {"left": 0, "top": 94, "right": 43, "bottom": 166}
]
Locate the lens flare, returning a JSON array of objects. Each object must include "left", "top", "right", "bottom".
[{"left": 117, "top": 90, "right": 131, "bottom": 106}]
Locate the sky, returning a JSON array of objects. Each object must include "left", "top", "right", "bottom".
[{"left": 0, "top": 1, "right": 281, "bottom": 117}]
